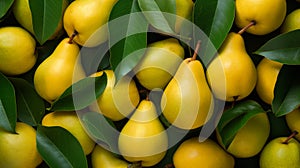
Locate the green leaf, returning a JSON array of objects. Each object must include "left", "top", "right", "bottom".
[
  {"left": 109, "top": 0, "right": 148, "bottom": 81},
  {"left": 137, "top": 0, "right": 176, "bottom": 35},
  {"left": 29, "top": 0, "right": 64, "bottom": 44},
  {"left": 0, "top": 0, "right": 14, "bottom": 19},
  {"left": 193, "top": 0, "right": 235, "bottom": 66},
  {"left": 9, "top": 78, "right": 45, "bottom": 126},
  {"left": 217, "top": 100, "right": 265, "bottom": 148},
  {"left": 81, "top": 112, "right": 119, "bottom": 153},
  {"left": 254, "top": 30, "right": 300, "bottom": 65},
  {"left": 50, "top": 74, "right": 107, "bottom": 111},
  {"left": 0, "top": 72, "right": 16, "bottom": 133},
  {"left": 36, "top": 125, "right": 88, "bottom": 168},
  {"left": 272, "top": 65, "right": 300, "bottom": 117}
]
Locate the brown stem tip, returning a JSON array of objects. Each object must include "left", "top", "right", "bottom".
[
  {"left": 68, "top": 30, "right": 78, "bottom": 44},
  {"left": 238, "top": 21, "right": 256, "bottom": 35},
  {"left": 191, "top": 40, "right": 201, "bottom": 61},
  {"left": 283, "top": 131, "right": 299, "bottom": 144},
  {"left": 128, "top": 161, "right": 142, "bottom": 168},
  {"left": 164, "top": 163, "right": 175, "bottom": 168}
]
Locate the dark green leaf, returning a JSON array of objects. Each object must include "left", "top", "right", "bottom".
[
  {"left": 217, "top": 100, "right": 265, "bottom": 148},
  {"left": 29, "top": 0, "right": 64, "bottom": 44},
  {"left": 50, "top": 74, "right": 107, "bottom": 111},
  {"left": 109, "top": 0, "right": 148, "bottom": 81},
  {"left": 9, "top": 78, "right": 45, "bottom": 126},
  {"left": 254, "top": 30, "right": 300, "bottom": 65},
  {"left": 0, "top": 0, "right": 14, "bottom": 19},
  {"left": 272, "top": 65, "right": 300, "bottom": 117},
  {"left": 81, "top": 112, "right": 119, "bottom": 153},
  {"left": 137, "top": 0, "right": 176, "bottom": 35},
  {"left": 0, "top": 72, "right": 16, "bottom": 133},
  {"left": 193, "top": 0, "right": 235, "bottom": 66},
  {"left": 37, "top": 125, "right": 88, "bottom": 168}
]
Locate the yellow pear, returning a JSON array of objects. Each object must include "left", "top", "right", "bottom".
[
  {"left": 175, "top": 0, "right": 194, "bottom": 33},
  {"left": 161, "top": 56, "right": 214, "bottom": 130},
  {"left": 63, "top": 0, "right": 118, "bottom": 47},
  {"left": 42, "top": 111, "right": 96, "bottom": 155},
  {"left": 134, "top": 38, "right": 184, "bottom": 90},
  {"left": 206, "top": 32, "right": 257, "bottom": 102},
  {"left": 91, "top": 145, "right": 129, "bottom": 168},
  {"left": 285, "top": 108, "right": 300, "bottom": 141},
  {"left": 89, "top": 70, "right": 140, "bottom": 121},
  {"left": 281, "top": 8, "right": 300, "bottom": 33},
  {"left": 34, "top": 38, "right": 86, "bottom": 103},
  {"left": 173, "top": 137, "right": 235, "bottom": 168},
  {"left": 12, "top": 0, "right": 69, "bottom": 40},
  {"left": 256, "top": 58, "right": 282, "bottom": 105},
  {"left": 235, "top": 0, "right": 286, "bottom": 35},
  {"left": 0, "top": 122, "right": 43, "bottom": 168},
  {"left": 217, "top": 112, "right": 270, "bottom": 158},
  {"left": 259, "top": 134, "right": 300, "bottom": 168},
  {"left": 118, "top": 99, "right": 168, "bottom": 167},
  {"left": 0, "top": 26, "right": 37, "bottom": 75}
]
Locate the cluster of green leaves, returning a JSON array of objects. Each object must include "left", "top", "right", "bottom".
[
  {"left": 1, "top": 0, "right": 300, "bottom": 167},
  {"left": 255, "top": 30, "right": 300, "bottom": 117}
]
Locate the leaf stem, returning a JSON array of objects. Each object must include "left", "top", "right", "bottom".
[
  {"left": 283, "top": 131, "right": 299, "bottom": 144},
  {"left": 238, "top": 21, "right": 256, "bottom": 35}
]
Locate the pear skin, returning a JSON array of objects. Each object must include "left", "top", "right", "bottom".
[
  {"left": 13, "top": 0, "right": 69, "bottom": 40},
  {"left": 63, "top": 0, "right": 118, "bottom": 47},
  {"left": 286, "top": 108, "right": 300, "bottom": 141},
  {"left": 34, "top": 38, "right": 86, "bottom": 103},
  {"left": 161, "top": 57, "right": 214, "bottom": 130},
  {"left": 91, "top": 145, "right": 129, "bottom": 168},
  {"left": 173, "top": 138, "right": 235, "bottom": 168},
  {"left": 281, "top": 9, "right": 300, "bottom": 33},
  {"left": 134, "top": 38, "right": 184, "bottom": 90},
  {"left": 259, "top": 136, "right": 300, "bottom": 168},
  {"left": 118, "top": 100, "right": 168, "bottom": 167},
  {"left": 256, "top": 58, "right": 282, "bottom": 105},
  {"left": 206, "top": 32, "right": 257, "bottom": 102},
  {"left": 175, "top": 0, "right": 194, "bottom": 33},
  {"left": 89, "top": 70, "right": 140, "bottom": 121},
  {"left": 235, "top": 0, "right": 286, "bottom": 35},
  {"left": 217, "top": 113, "right": 270, "bottom": 158}
]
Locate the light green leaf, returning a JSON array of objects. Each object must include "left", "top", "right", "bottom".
[
  {"left": 81, "top": 112, "right": 119, "bottom": 153},
  {"left": 137, "top": 0, "right": 176, "bottom": 35},
  {"left": 50, "top": 74, "right": 107, "bottom": 111}
]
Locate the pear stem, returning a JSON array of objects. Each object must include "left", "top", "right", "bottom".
[
  {"left": 68, "top": 31, "right": 78, "bottom": 44},
  {"left": 283, "top": 131, "right": 299, "bottom": 144},
  {"left": 231, "top": 96, "right": 239, "bottom": 108},
  {"left": 238, "top": 21, "right": 256, "bottom": 35},
  {"left": 128, "top": 161, "right": 142, "bottom": 168},
  {"left": 191, "top": 40, "right": 201, "bottom": 61},
  {"left": 164, "top": 163, "right": 175, "bottom": 168}
]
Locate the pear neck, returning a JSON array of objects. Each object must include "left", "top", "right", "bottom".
[
  {"left": 130, "top": 100, "right": 158, "bottom": 122},
  {"left": 220, "top": 33, "right": 245, "bottom": 52}
]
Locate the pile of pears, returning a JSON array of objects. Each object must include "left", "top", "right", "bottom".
[{"left": 2, "top": 0, "right": 300, "bottom": 167}]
